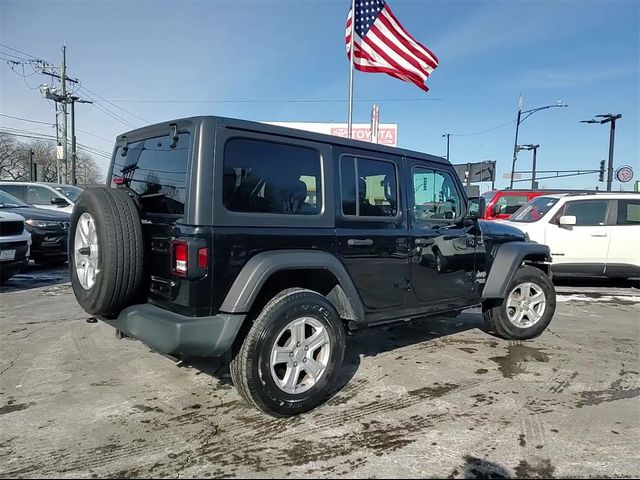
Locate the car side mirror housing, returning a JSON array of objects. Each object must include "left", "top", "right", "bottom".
[
  {"left": 51, "top": 197, "right": 69, "bottom": 206},
  {"left": 467, "top": 196, "right": 486, "bottom": 219},
  {"left": 559, "top": 215, "right": 577, "bottom": 226}
]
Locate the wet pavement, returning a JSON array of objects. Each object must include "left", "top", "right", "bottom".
[{"left": 0, "top": 267, "right": 639, "bottom": 478}]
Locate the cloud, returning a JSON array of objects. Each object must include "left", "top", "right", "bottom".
[
  {"left": 506, "top": 64, "right": 639, "bottom": 89},
  {"left": 429, "top": 1, "right": 607, "bottom": 61}
]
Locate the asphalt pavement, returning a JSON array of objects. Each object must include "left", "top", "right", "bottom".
[{"left": 0, "top": 265, "right": 638, "bottom": 478}]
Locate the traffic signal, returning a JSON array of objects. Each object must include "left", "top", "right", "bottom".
[{"left": 598, "top": 160, "right": 605, "bottom": 182}]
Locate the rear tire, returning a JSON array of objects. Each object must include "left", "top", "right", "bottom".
[
  {"left": 483, "top": 266, "right": 556, "bottom": 340},
  {"left": 69, "top": 187, "right": 145, "bottom": 316},
  {"left": 230, "top": 288, "right": 346, "bottom": 417}
]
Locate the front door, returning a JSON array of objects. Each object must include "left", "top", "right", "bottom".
[
  {"left": 407, "top": 162, "right": 478, "bottom": 305},
  {"left": 335, "top": 151, "right": 410, "bottom": 311},
  {"left": 545, "top": 198, "right": 613, "bottom": 275}
]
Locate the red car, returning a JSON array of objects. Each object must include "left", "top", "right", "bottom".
[{"left": 480, "top": 189, "right": 593, "bottom": 220}]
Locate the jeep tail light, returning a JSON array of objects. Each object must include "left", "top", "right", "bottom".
[{"left": 171, "top": 240, "right": 188, "bottom": 277}]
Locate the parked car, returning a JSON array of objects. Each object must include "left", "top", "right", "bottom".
[
  {"left": 0, "top": 210, "right": 31, "bottom": 283},
  {"left": 67, "top": 116, "right": 556, "bottom": 416},
  {"left": 480, "top": 189, "right": 593, "bottom": 220},
  {"left": 0, "top": 181, "right": 82, "bottom": 214},
  {"left": 0, "top": 190, "right": 70, "bottom": 265},
  {"left": 501, "top": 192, "right": 640, "bottom": 279}
]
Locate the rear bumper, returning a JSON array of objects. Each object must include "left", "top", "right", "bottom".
[{"left": 104, "top": 304, "right": 246, "bottom": 357}]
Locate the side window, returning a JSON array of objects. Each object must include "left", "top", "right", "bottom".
[
  {"left": 340, "top": 156, "right": 398, "bottom": 217},
  {"left": 616, "top": 199, "right": 640, "bottom": 225},
  {"left": 563, "top": 200, "right": 609, "bottom": 226},
  {"left": 26, "top": 186, "right": 54, "bottom": 205},
  {"left": 0, "top": 185, "right": 26, "bottom": 201},
  {"left": 412, "top": 168, "right": 461, "bottom": 223},
  {"left": 494, "top": 195, "right": 529, "bottom": 215},
  {"left": 223, "top": 138, "right": 321, "bottom": 215}
]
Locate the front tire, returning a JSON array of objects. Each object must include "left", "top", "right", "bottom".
[
  {"left": 230, "top": 288, "right": 346, "bottom": 417},
  {"left": 483, "top": 266, "right": 556, "bottom": 340}
]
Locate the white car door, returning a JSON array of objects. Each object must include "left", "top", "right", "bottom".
[
  {"left": 544, "top": 198, "right": 613, "bottom": 275},
  {"left": 606, "top": 198, "right": 640, "bottom": 277}
]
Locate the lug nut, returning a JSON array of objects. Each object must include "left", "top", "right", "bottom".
[
  {"left": 293, "top": 362, "right": 298, "bottom": 367},
  {"left": 296, "top": 342, "right": 300, "bottom": 347},
  {"left": 304, "top": 345, "right": 309, "bottom": 351},
  {"left": 303, "top": 358, "right": 307, "bottom": 363},
  {"left": 289, "top": 352, "right": 294, "bottom": 357}
]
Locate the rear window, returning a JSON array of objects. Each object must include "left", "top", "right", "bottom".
[
  {"left": 223, "top": 138, "right": 321, "bottom": 215},
  {"left": 494, "top": 194, "right": 529, "bottom": 215},
  {"left": 111, "top": 133, "right": 190, "bottom": 215},
  {"left": 616, "top": 199, "right": 640, "bottom": 225}
]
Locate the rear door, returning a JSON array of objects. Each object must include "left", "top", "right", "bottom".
[
  {"left": 606, "top": 198, "right": 640, "bottom": 277},
  {"left": 110, "top": 129, "right": 202, "bottom": 313},
  {"left": 334, "top": 150, "right": 410, "bottom": 310},
  {"left": 545, "top": 198, "right": 613, "bottom": 275}
]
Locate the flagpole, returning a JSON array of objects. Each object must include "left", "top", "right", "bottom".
[{"left": 347, "top": 0, "right": 355, "bottom": 139}]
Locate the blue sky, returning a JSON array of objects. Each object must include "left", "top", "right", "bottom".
[{"left": 1, "top": 0, "right": 638, "bottom": 191}]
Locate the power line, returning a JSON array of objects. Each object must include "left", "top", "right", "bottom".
[
  {"left": 0, "top": 113, "right": 114, "bottom": 144},
  {"left": 0, "top": 113, "right": 52, "bottom": 125},
  {"left": 449, "top": 120, "right": 515, "bottom": 137},
  {"left": 0, "top": 130, "right": 112, "bottom": 159},
  {"left": 78, "top": 85, "right": 150, "bottom": 124},
  {"left": 97, "top": 97, "right": 446, "bottom": 104},
  {"left": 0, "top": 43, "right": 53, "bottom": 64}
]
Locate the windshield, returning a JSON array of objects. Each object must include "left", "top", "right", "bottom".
[
  {"left": 54, "top": 185, "right": 83, "bottom": 202},
  {"left": 510, "top": 196, "right": 560, "bottom": 223},
  {"left": 0, "top": 189, "right": 29, "bottom": 208}
]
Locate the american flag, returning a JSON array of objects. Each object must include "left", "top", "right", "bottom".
[{"left": 345, "top": 0, "right": 438, "bottom": 91}]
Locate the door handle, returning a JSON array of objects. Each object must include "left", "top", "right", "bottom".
[
  {"left": 347, "top": 238, "right": 373, "bottom": 246},
  {"left": 591, "top": 233, "right": 608, "bottom": 237}
]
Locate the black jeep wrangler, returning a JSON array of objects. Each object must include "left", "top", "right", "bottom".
[{"left": 69, "top": 116, "right": 556, "bottom": 417}]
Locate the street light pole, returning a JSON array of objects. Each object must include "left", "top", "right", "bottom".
[
  {"left": 442, "top": 133, "right": 450, "bottom": 162},
  {"left": 580, "top": 114, "right": 622, "bottom": 192},
  {"left": 510, "top": 96, "right": 567, "bottom": 189}
]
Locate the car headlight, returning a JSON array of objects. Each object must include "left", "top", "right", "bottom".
[{"left": 25, "top": 219, "right": 60, "bottom": 228}]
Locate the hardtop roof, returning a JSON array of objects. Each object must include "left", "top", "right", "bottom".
[{"left": 114, "top": 115, "right": 450, "bottom": 166}]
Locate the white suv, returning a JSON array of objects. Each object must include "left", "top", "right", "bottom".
[
  {"left": 0, "top": 211, "right": 31, "bottom": 283},
  {"left": 0, "top": 182, "right": 83, "bottom": 214},
  {"left": 501, "top": 192, "right": 640, "bottom": 280}
]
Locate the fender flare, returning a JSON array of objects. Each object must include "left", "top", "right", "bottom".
[
  {"left": 219, "top": 250, "right": 365, "bottom": 322},
  {"left": 482, "top": 242, "right": 552, "bottom": 299}
]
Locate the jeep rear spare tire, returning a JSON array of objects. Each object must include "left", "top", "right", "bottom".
[{"left": 69, "top": 187, "right": 145, "bottom": 316}]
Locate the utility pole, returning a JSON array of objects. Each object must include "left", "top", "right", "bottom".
[
  {"left": 70, "top": 96, "right": 93, "bottom": 185},
  {"left": 61, "top": 45, "right": 68, "bottom": 184},
  {"left": 580, "top": 113, "right": 622, "bottom": 192},
  {"left": 442, "top": 133, "right": 450, "bottom": 162},
  {"left": 29, "top": 148, "right": 35, "bottom": 181}
]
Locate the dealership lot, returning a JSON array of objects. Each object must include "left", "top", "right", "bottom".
[{"left": 0, "top": 267, "right": 638, "bottom": 478}]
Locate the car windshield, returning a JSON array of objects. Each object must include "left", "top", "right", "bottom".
[
  {"left": 53, "top": 185, "right": 83, "bottom": 202},
  {"left": 509, "top": 196, "right": 560, "bottom": 223},
  {"left": 0, "top": 189, "right": 29, "bottom": 208}
]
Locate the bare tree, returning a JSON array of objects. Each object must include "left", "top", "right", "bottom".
[
  {"left": 0, "top": 134, "right": 26, "bottom": 180},
  {"left": 0, "top": 133, "right": 103, "bottom": 184}
]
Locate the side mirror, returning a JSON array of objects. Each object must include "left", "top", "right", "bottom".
[
  {"left": 467, "top": 196, "right": 486, "bottom": 219},
  {"left": 559, "top": 215, "right": 577, "bottom": 226},
  {"left": 51, "top": 197, "right": 69, "bottom": 206}
]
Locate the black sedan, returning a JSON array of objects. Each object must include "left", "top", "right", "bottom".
[{"left": 0, "top": 189, "right": 70, "bottom": 265}]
